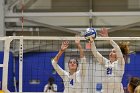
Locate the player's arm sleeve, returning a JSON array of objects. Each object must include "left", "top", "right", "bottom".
[
  {"left": 52, "top": 59, "right": 67, "bottom": 79},
  {"left": 80, "top": 57, "right": 87, "bottom": 78},
  {"left": 110, "top": 40, "right": 125, "bottom": 70},
  {"left": 91, "top": 41, "right": 106, "bottom": 65},
  {"left": 102, "top": 57, "right": 109, "bottom": 66}
]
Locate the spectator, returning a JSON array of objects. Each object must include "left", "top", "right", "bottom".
[{"left": 44, "top": 77, "right": 57, "bottom": 92}]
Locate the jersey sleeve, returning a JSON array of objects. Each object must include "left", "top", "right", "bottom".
[
  {"left": 79, "top": 57, "right": 87, "bottom": 78},
  {"left": 117, "top": 60, "right": 125, "bottom": 76},
  {"left": 52, "top": 59, "right": 68, "bottom": 79},
  {"left": 101, "top": 57, "right": 109, "bottom": 66}
]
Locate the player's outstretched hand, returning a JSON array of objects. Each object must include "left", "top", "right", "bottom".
[
  {"left": 89, "top": 36, "right": 94, "bottom": 43},
  {"left": 99, "top": 28, "right": 109, "bottom": 37},
  {"left": 61, "top": 41, "right": 69, "bottom": 51}
]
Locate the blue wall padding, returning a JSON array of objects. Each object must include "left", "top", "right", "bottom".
[
  {"left": 0, "top": 52, "right": 4, "bottom": 90},
  {"left": 0, "top": 67, "right": 2, "bottom": 90},
  {"left": 0, "top": 52, "right": 15, "bottom": 91},
  {"left": 8, "top": 52, "right": 15, "bottom": 92},
  {"left": 15, "top": 52, "right": 64, "bottom": 92}
]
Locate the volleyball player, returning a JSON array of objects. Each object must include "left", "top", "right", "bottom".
[
  {"left": 89, "top": 28, "right": 129, "bottom": 93},
  {"left": 134, "top": 85, "right": 140, "bottom": 93},
  {"left": 128, "top": 77, "right": 140, "bottom": 93},
  {"left": 51, "top": 39, "right": 87, "bottom": 93},
  {"left": 44, "top": 77, "right": 57, "bottom": 92}
]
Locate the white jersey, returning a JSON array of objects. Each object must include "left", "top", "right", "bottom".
[
  {"left": 101, "top": 57, "right": 124, "bottom": 93},
  {"left": 52, "top": 58, "right": 87, "bottom": 93}
]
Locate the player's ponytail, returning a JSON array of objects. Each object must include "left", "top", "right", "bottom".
[
  {"left": 119, "top": 42, "right": 130, "bottom": 63},
  {"left": 129, "top": 77, "right": 140, "bottom": 93}
]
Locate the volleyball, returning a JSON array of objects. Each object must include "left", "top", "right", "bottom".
[{"left": 84, "top": 27, "right": 97, "bottom": 41}]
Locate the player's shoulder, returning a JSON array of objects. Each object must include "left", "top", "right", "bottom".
[
  {"left": 113, "top": 60, "right": 119, "bottom": 64},
  {"left": 65, "top": 71, "right": 69, "bottom": 75},
  {"left": 104, "top": 58, "right": 110, "bottom": 64},
  {"left": 74, "top": 70, "right": 81, "bottom": 76}
]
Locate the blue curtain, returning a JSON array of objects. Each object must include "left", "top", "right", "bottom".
[
  {"left": 122, "top": 52, "right": 140, "bottom": 87},
  {"left": 15, "top": 52, "right": 64, "bottom": 92}
]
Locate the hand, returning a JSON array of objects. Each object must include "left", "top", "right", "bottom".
[
  {"left": 60, "top": 41, "right": 69, "bottom": 51},
  {"left": 99, "top": 28, "right": 109, "bottom": 37},
  {"left": 89, "top": 36, "right": 94, "bottom": 43}
]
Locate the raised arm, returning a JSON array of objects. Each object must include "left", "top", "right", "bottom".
[
  {"left": 53, "top": 41, "right": 69, "bottom": 62},
  {"left": 75, "top": 38, "right": 84, "bottom": 58},
  {"left": 52, "top": 41, "right": 69, "bottom": 77},
  {"left": 89, "top": 37, "right": 105, "bottom": 64},
  {"left": 100, "top": 28, "right": 125, "bottom": 67},
  {"left": 110, "top": 39, "right": 125, "bottom": 70},
  {"left": 75, "top": 37, "right": 87, "bottom": 77}
]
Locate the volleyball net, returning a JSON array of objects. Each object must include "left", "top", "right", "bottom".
[{"left": 0, "top": 36, "right": 140, "bottom": 93}]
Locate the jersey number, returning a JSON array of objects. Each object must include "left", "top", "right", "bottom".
[{"left": 107, "top": 68, "right": 112, "bottom": 75}]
